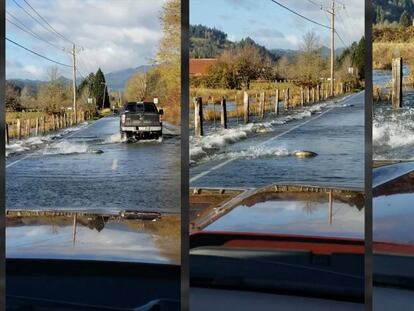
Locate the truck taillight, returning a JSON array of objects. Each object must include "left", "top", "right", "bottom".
[
  {"left": 159, "top": 114, "right": 163, "bottom": 122},
  {"left": 121, "top": 114, "right": 126, "bottom": 124}
]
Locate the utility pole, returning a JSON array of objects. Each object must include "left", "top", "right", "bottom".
[
  {"left": 322, "top": 1, "right": 340, "bottom": 97},
  {"left": 71, "top": 44, "right": 77, "bottom": 123},
  {"left": 330, "top": 1, "right": 334, "bottom": 97},
  {"left": 67, "top": 44, "right": 83, "bottom": 123},
  {"left": 101, "top": 82, "right": 107, "bottom": 110}
]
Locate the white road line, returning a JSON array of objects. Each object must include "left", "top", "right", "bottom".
[
  {"left": 6, "top": 154, "right": 33, "bottom": 168},
  {"left": 190, "top": 93, "right": 360, "bottom": 183}
]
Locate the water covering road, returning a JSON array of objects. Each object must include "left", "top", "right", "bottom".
[
  {"left": 373, "top": 68, "right": 414, "bottom": 160},
  {"left": 190, "top": 91, "right": 364, "bottom": 189},
  {"left": 6, "top": 116, "right": 180, "bottom": 212}
]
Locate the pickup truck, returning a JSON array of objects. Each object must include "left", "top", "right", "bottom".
[{"left": 120, "top": 101, "right": 163, "bottom": 140}]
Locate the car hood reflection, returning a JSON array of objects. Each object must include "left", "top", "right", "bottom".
[
  {"left": 6, "top": 214, "right": 180, "bottom": 265},
  {"left": 205, "top": 192, "right": 364, "bottom": 239}
]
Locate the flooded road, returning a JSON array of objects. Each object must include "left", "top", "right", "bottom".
[
  {"left": 6, "top": 116, "right": 180, "bottom": 212},
  {"left": 373, "top": 68, "right": 414, "bottom": 160},
  {"left": 190, "top": 92, "right": 364, "bottom": 189}
]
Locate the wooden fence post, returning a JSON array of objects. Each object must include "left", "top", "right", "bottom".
[
  {"left": 260, "top": 92, "right": 265, "bottom": 119},
  {"left": 316, "top": 84, "right": 320, "bottom": 102},
  {"left": 52, "top": 115, "right": 56, "bottom": 131},
  {"left": 300, "top": 87, "right": 304, "bottom": 107},
  {"left": 42, "top": 116, "right": 46, "bottom": 134},
  {"left": 275, "top": 89, "right": 279, "bottom": 115},
  {"left": 306, "top": 87, "right": 310, "bottom": 104},
  {"left": 235, "top": 95, "right": 239, "bottom": 126},
  {"left": 64, "top": 114, "right": 67, "bottom": 128},
  {"left": 212, "top": 97, "right": 216, "bottom": 131},
  {"left": 5, "top": 124, "right": 9, "bottom": 145},
  {"left": 35, "top": 117, "right": 39, "bottom": 136},
  {"left": 243, "top": 91, "right": 250, "bottom": 124},
  {"left": 194, "top": 97, "right": 203, "bottom": 137},
  {"left": 25, "top": 119, "right": 29, "bottom": 137},
  {"left": 285, "top": 88, "right": 289, "bottom": 110},
  {"left": 16, "top": 119, "right": 21, "bottom": 140},
  {"left": 392, "top": 57, "right": 403, "bottom": 109},
  {"left": 312, "top": 88, "right": 315, "bottom": 103},
  {"left": 220, "top": 97, "right": 227, "bottom": 129}
]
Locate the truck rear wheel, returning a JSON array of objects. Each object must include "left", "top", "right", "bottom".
[{"left": 121, "top": 131, "right": 130, "bottom": 142}]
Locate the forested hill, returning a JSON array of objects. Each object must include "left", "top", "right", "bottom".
[
  {"left": 190, "top": 24, "right": 278, "bottom": 61},
  {"left": 374, "top": 0, "right": 414, "bottom": 24}
]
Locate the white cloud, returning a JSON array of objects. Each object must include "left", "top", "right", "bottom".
[
  {"left": 285, "top": 35, "right": 301, "bottom": 47},
  {"left": 6, "top": 0, "right": 168, "bottom": 79},
  {"left": 23, "top": 64, "right": 45, "bottom": 76}
]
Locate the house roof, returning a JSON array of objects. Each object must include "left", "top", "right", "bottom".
[{"left": 189, "top": 58, "right": 217, "bottom": 76}]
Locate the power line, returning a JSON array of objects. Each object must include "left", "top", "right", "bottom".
[
  {"left": 6, "top": 13, "right": 65, "bottom": 51},
  {"left": 269, "top": 0, "right": 331, "bottom": 29},
  {"left": 306, "top": 0, "right": 322, "bottom": 8},
  {"left": 76, "top": 68, "right": 87, "bottom": 81},
  {"left": 76, "top": 55, "right": 92, "bottom": 75},
  {"left": 21, "top": 0, "right": 75, "bottom": 45},
  {"left": 334, "top": 29, "right": 347, "bottom": 47},
  {"left": 12, "top": 0, "right": 72, "bottom": 46},
  {"left": 6, "top": 37, "right": 72, "bottom": 67},
  {"left": 336, "top": 10, "right": 353, "bottom": 46}
]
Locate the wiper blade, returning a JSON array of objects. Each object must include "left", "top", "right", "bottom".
[{"left": 373, "top": 161, "right": 414, "bottom": 188}]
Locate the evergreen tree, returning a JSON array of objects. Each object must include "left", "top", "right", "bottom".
[
  {"left": 91, "top": 68, "right": 110, "bottom": 109},
  {"left": 399, "top": 10, "right": 411, "bottom": 26}
]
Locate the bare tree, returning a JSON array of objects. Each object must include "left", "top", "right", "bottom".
[
  {"left": 37, "top": 66, "right": 70, "bottom": 113},
  {"left": 301, "top": 31, "right": 321, "bottom": 54},
  {"left": 124, "top": 72, "right": 148, "bottom": 101},
  {"left": 295, "top": 31, "right": 327, "bottom": 85}
]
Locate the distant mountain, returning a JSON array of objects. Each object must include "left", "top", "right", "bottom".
[
  {"left": 319, "top": 46, "right": 346, "bottom": 58},
  {"left": 270, "top": 46, "right": 345, "bottom": 61},
  {"left": 190, "top": 24, "right": 278, "bottom": 61},
  {"left": 190, "top": 24, "right": 347, "bottom": 61},
  {"left": 7, "top": 65, "right": 150, "bottom": 95},
  {"left": 105, "top": 65, "right": 151, "bottom": 91},
  {"left": 270, "top": 48, "right": 299, "bottom": 61},
  {"left": 7, "top": 76, "right": 72, "bottom": 96}
]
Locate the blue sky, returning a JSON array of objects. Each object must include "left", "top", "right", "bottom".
[
  {"left": 190, "top": 0, "right": 364, "bottom": 51},
  {"left": 6, "top": 0, "right": 166, "bottom": 80}
]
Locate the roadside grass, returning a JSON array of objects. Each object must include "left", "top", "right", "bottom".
[
  {"left": 6, "top": 111, "right": 51, "bottom": 124},
  {"left": 5, "top": 110, "right": 92, "bottom": 140},
  {"left": 98, "top": 108, "right": 113, "bottom": 117},
  {"left": 373, "top": 42, "right": 414, "bottom": 71},
  {"left": 373, "top": 25, "right": 414, "bottom": 43},
  {"left": 190, "top": 81, "right": 334, "bottom": 114}
]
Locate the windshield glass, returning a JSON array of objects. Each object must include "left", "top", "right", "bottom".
[
  {"left": 190, "top": 186, "right": 364, "bottom": 239},
  {"left": 7, "top": 212, "right": 180, "bottom": 264},
  {"left": 373, "top": 162, "right": 414, "bottom": 255},
  {"left": 5, "top": 0, "right": 181, "bottom": 265},
  {"left": 124, "top": 103, "right": 158, "bottom": 113}
]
